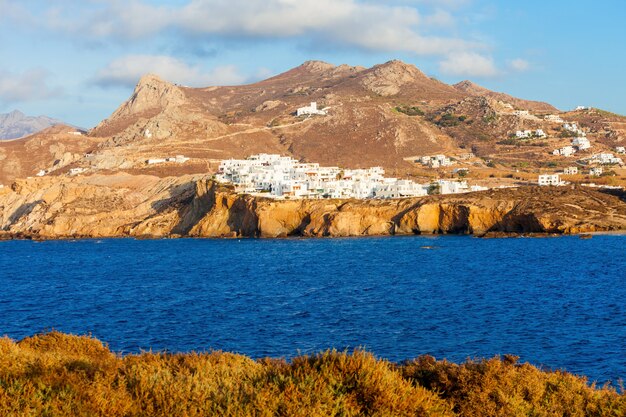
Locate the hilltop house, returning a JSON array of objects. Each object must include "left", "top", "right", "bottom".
[
  {"left": 615, "top": 146, "right": 625, "bottom": 154},
  {"left": 563, "top": 166, "right": 579, "bottom": 175},
  {"left": 296, "top": 102, "right": 327, "bottom": 116},
  {"left": 590, "top": 167, "right": 603, "bottom": 176}
]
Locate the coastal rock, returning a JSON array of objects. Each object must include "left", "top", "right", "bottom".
[{"left": 1, "top": 175, "right": 625, "bottom": 239}]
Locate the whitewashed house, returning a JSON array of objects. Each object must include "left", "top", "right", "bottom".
[
  {"left": 535, "top": 129, "right": 547, "bottom": 138},
  {"left": 588, "top": 153, "right": 623, "bottom": 165},
  {"left": 69, "top": 167, "right": 86, "bottom": 176},
  {"left": 552, "top": 146, "right": 576, "bottom": 157},
  {"left": 572, "top": 137, "right": 591, "bottom": 150},
  {"left": 538, "top": 174, "right": 562, "bottom": 186},
  {"left": 563, "top": 166, "right": 579, "bottom": 175},
  {"left": 296, "top": 102, "right": 327, "bottom": 116},
  {"left": 615, "top": 146, "right": 626, "bottom": 154},
  {"left": 544, "top": 115, "right": 564, "bottom": 123},
  {"left": 589, "top": 167, "right": 603, "bottom": 176},
  {"left": 419, "top": 154, "right": 454, "bottom": 168}
]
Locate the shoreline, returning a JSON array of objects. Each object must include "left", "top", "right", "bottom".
[{"left": 2, "top": 229, "right": 626, "bottom": 242}]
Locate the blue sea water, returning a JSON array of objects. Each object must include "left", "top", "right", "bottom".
[{"left": 0, "top": 235, "right": 625, "bottom": 384}]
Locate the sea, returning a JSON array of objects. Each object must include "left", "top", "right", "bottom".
[{"left": 1, "top": 235, "right": 625, "bottom": 384}]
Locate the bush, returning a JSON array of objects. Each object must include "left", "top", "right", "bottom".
[
  {"left": 394, "top": 105, "right": 424, "bottom": 116},
  {"left": 2, "top": 332, "right": 624, "bottom": 417}
]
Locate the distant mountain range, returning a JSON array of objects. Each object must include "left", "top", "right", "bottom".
[{"left": 0, "top": 110, "right": 66, "bottom": 140}]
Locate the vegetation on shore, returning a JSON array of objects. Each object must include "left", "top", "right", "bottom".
[{"left": 1, "top": 332, "right": 625, "bottom": 416}]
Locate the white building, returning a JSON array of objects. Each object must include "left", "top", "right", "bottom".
[
  {"left": 514, "top": 110, "right": 530, "bottom": 117},
  {"left": 544, "top": 114, "right": 564, "bottom": 123},
  {"left": 615, "top": 146, "right": 626, "bottom": 154},
  {"left": 572, "top": 137, "right": 591, "bottom": 150},
  {"left": 563, "top": 123, "right": 585, "bottom": 136},
  {"left": 590, "top": 167, "right": 603, "bottom": 176},
  {"left": 515, "top": 129, "right": 546, "bottom": 139},
  {"left": 296, "top": 102, "right": 327, "bottom": 116},
  {"left": 538, "top": 174, "right": 562, "bottom": 186},
  {"left": 216, "top": 154, "right": 486, "bottom": 200},
  {"left": 563, "top": 166, "right": 579, "bottom": 175},
  {"left": 418, "top": 154, "right": 454, "bottom": 168},
  {"left": 575, "top": 106, "right": 590, "bottom": 111},
  {"left": 69, "top": 167, "right": 86, "bottom": 176},
  {"left": 552, "top": 146, "right": 576, "bottom": 157},
  {"left": 374, "top": 179, "right": 428, "bottom": 199},
  {"left": 147, "top": 155, "right": 190, "bottom": 165},
  {"left": 36, "top": 170, "right": 46, "bottom": 177},
  {"left": 588, "top": 153, "right": 623, "bottom": 165}
]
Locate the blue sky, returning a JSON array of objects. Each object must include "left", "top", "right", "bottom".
[{"left": 0, "top": 0, "right": 624, "bottom": 128}]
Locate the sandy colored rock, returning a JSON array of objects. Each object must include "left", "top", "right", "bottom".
[{"left": 1, "top": 175, "right": 624, "bottom": 240}]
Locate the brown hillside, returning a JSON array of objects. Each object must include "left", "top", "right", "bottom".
[
  {"left": 2, "top": 60, "right": 623, "bottom": 185},
  {"left": 0, "top": 125, "right": 104, "bottom": 184},
  {"left": 454, "top": 80, "right": 558, "bottom": 112}
]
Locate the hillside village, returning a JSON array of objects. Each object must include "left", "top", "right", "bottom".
[{"left": 217, "top": 153, "right": 488, "bottom": 199}]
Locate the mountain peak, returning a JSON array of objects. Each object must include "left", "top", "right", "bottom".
[
  {"left": 358, "top": 59, "right": 435, "bottom": 96},
  {"left": 8, "top": 109, "right": 25, "bottom": 118},
  {"left": 299, "top": 60, "right": 336, "bottom": 73},
  {"left": 0, "top": 110, "right": 65, "bottom": 140}
]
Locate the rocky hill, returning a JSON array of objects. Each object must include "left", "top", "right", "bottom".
[
  {"left": 2, "top": 59, "right": 623, "bottom": 185},
  {"left": 0, "top": 59, "right": 624, "bottom": 240},
  {"left": 453, "top": 80, "right": 557, "bottom": 113},
  {"left": 0, "top": 110, "right": 67, "bottom": 140}
]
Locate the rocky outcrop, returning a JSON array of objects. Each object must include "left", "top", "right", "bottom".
[
  {"left": 1, "top": 175, "right": 625, "bottom": 240},
  {"left": 90, "top": 75, "right": 187, "bottom": 138}
]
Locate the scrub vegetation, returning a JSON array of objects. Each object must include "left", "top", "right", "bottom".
[{"left": 1, "top": 332, "right": 624, "bottom": 416}]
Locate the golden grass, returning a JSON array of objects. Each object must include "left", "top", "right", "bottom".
[{"left": 0, "top": 332, "right": 624, "bottom": 416}]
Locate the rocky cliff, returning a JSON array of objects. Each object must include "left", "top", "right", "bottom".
[{"left": 1, "top": 174, "right": 625, "bottom": 239}]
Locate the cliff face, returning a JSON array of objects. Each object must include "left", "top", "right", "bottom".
[{"left": 2, "top": 175, "right": 625, "bottom": 239}]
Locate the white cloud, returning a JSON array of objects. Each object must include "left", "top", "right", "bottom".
[
  {"left": 93, "top": 55, "right": 247, "bottom": 88},
  {"left": 0, "top": 69, "right": 62, "bottom": 103},
  {"left": 508, "top": 58, "right": 530, "bottom": 72},
  {"left": 439, "top": 52, "right": 498, "bottom": 77},
  {"left": 36, "top": 0, "right": 481, "bottom": 57}
]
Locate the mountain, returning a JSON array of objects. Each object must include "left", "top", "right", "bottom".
[
  {"left": 0, "top": 59, "right": 625, "bottom": 239},
  {"left": 84, "top": 59, "right": 625, "bottom": 178},
  {"left": 0, "top": 110, "right": 67, "bottom": 140},
  {"left": 2, "top": 59, "right": 625, "bottom": 187}
]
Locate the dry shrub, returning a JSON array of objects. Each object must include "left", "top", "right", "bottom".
[
  {"left": 402, "top": 355, "right": 626, "bottom": 416},
  {"left": 1, "top": 333, "right": 625, "bottom": 416}
]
